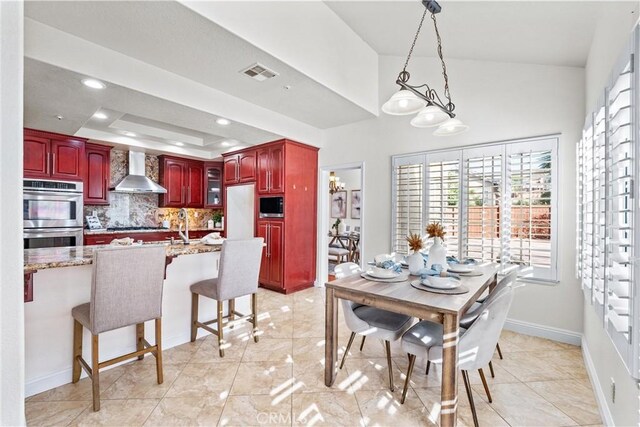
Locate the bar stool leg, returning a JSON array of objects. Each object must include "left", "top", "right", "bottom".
[
  {"left": 72, "top": 320, "right": 83, "bottom": 383},
  {"left": 155, "top": 318, "right": 163, "bottom": 384},
  {"left": 217, "top": 300, "right": 225, "bottom": 357},
  {"left": 229, "top": 299, "right": 236, "bottom": 329},
  {"left": 252, "top": 293, "right": 259, "bottom": 343},
  {"left": 91, "top": 334, "right": 100, "bottom": 411},
  {"left": 136, "top": 323, "right": 145, "bottom": 360},
  {"left": 190, "top": 293, "right": 199, "bottom": 342}
]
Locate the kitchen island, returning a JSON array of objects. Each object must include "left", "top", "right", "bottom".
[{"left": 23, "top": 241, "right": 247, "bottom": 397}]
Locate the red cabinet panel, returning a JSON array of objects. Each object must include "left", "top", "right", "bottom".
[
  {"left": 223, "top": 156, "right": 239, "bottom": 185},
  {"left": 256, "top": 149, "right": 270, "bottom": 193},
  {"left": 186, "top": 162, "right": 204, "bottom": 207},
  {"left": 84, "top": 143, "right": 112, "bottom": 205},
  {"left": 50, "top": 138, "right": 84, "bottom": 180},
  {"left": 238, "top": 152, "right": 256, "bottom": 183},
  {"left": 269, "top": 145, "right": 284, "bottom": 193},
  {"left": 256, "top": 220, "right": 284, "bottom": 289},
  {"left": 24, "top": 134, "right": 50, "bottom": 178},
  {"left": 256, "top": 221, "right": 270, "bottom": 285}
]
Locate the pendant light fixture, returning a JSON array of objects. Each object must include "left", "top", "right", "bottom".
[{"left": 382, "top": 0, "right": 468, "bottom": 136}]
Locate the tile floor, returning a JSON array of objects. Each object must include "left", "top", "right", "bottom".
[{"left": 26, "top": 287, "right": 602, "bottom": 426}]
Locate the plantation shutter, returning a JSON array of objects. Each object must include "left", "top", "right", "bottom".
[
  {"left": 506, "top": 140, "right": 557, "bottom": 281},
  {"left": 578, "top": 116, "right": 595, "bottom": 294},
  {"left": 593, "top": 102, "right": 607, "bottom": 312},
  {"left": 462, "top": 146, "right": 503, "bottom": 263},
  {"left": 391, "top": 155, "right": 425, "bottom": 255},
  {"left": 425, "top": 152, "right": 462, "bottom": 257},
  {"left": 606, "top": 54, "right": 634, "bottom": 344}
]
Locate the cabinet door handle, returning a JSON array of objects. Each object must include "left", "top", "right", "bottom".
[
  {"left": 188, "top": 187, "right": 191, "bottom": 202},
  {"left": 95, "top": 240, "right": 106, "bottom": 244},
  {"left": 267, "top": 223, "right": 271, "bottom": 257},
  {"left": 268, "top": 171, "right": 271, "bottom": 190}
]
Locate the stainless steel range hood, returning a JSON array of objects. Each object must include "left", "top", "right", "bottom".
[{"left": 112, "top": 151, "right": 167, "bottom": 194}]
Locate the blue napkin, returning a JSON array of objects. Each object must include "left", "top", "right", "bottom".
[{"left": 377, "top": 259, "right": 403, "bottom": 273}]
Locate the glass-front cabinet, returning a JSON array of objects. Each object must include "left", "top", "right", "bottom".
[{"left": 204, "top": 162, "right": 223, "bottom": 208}]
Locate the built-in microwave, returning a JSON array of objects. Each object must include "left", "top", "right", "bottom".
[{"left": 259, "top": 196, "right": 284, "bottom": 218}]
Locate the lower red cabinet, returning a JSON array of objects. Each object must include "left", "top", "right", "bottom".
[{"left": 257, "top": 220, "right": 284, "bottom": 290}]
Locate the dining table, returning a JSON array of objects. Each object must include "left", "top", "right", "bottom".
[
  {"left": 328, "top": 232, "right": 360, "bottom": 263},
  {"left": 324, "top": 263, "right": 499, "bottom": 427}
]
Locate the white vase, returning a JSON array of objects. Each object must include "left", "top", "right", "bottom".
[
  {"left": 338, "top": 222, "right": 346, "bottom": 234},
  {"left": 426, "top": 237, "right": 447, "bottom": 269},
  {"left": 406, "top": 251, "right": 424, "bottom": 275}
]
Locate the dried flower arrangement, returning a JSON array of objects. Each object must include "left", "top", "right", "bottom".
[
  {"left": 426, "top": 222, "right": 446, "bottom": 239},
  {"left": 406, "top": 231, "right": 424, "bottom": 252}
]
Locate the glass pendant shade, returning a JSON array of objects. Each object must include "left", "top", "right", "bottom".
[
  {"left": 381, "top": 90, "right": 425, "bottom": 115},
  {"left": 433, "top": 118, "right": 469, "bottom": 136},
  {"left": 410, "top": 105, "right": 450, "bottom": 128}
]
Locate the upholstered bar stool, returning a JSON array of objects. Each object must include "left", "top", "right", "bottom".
[
  {"left": 190, "top": 238, "right": 264, "bottom": 357},
  {"left": 71, "top": 245, "right": 167, "bottom": 412}
]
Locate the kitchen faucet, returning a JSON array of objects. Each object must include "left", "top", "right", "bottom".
[{"left": 178, "top": 208, "right": 189, "bottom": 244}]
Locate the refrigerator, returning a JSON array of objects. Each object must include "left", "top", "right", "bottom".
[{"left": 225, "top": 184, "right": 255, "bottom": 239}]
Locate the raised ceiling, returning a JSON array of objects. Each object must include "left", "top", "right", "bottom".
[
  {"left": 326, "top": 1, "right": 638, "bottom": 67},
  {"left": 25, "top": 59, "right": 280, "bottom": 159}
]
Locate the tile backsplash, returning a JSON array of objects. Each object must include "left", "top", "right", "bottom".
[{"left": 84, "top": 149, "right": 220, "bottom": 229}]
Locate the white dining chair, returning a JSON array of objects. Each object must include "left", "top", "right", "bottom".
[
  {"left": 400, "top": 286, "right": 514, "bottom": 427},
  {"left": 334, "top": 262, "right": 414, "bottom": 392},
  {"left": 424, "top": 270, "right": 518, "bottom": 378}
]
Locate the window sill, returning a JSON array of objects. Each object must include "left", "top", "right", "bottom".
[{"left": 512, "top": 276, "right": 560, "bottom": 286}]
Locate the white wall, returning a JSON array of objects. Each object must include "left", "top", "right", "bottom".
[
  {"left": 582, "top": 6, "right": 639, "bottom": 426},
  {"left": 0, "top": 1, "right": 25, "bottom": 424},
  {"left": 320, "top": 54, "right": 586, "bottom": 335}
]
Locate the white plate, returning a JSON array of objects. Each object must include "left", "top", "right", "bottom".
[
  {"left": 422, "top": 276, "right": 461, "bottom": 290},
  {"left": 447, "top": 264, "right": 474, "bottom": 273},
  {"left": 366, "top": 268, "right": 400, "bottom": 279}
]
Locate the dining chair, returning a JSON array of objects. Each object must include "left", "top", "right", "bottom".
[
  {"left": 400, "top": 286, "right": 514, "bottom": 427},
  {"left": 334, "top": 262, "right": 414, "bottom": 392},
  {"left": 71, "top": 245, "right": 167, "bottom": 411},
  {"left": 190, "top": 238, "right": 264, "bottom": 357},
  {"left": 329, "top": 246, "right": 350, "bottom": 263},
  {"left": 424, "top": 270, "right": 517, "bottom": 378}
]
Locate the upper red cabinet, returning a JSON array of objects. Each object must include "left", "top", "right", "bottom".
[
  {"left": 84, "top": 143, "right": 112, "bottom": 205},
  {"left": 257, "top": 143, "right": 284, "bottom": 195},
  {"left": 204, "top": 162, "right": 224, "bottom": 208},
  {"left": 158, "top": 156, "right": 204, "bottom": 208},
  {"left": 224, "top": 151, "right": 256, "bottom": 185},
  {"left": 24, "top": 129, "right": 86, "bottom": 181}
]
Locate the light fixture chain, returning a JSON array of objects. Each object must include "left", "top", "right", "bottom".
[
  {"left": 402, "top": 8, "right": 428, "bottom": 72},
  {"left": 431, "top": 12, "right": 452, "bottom": 108}
]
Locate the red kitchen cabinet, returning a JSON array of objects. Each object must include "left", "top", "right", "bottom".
[
  {"left": 257, "top": 144, "right": 284, "bottom": 195},
  {"left": 224, "top": 151, "right": 256, "bottom": 185},
  {"left": 24, "top": 129, "right": 86, "bottom": 181},
  {"left": 84, "top": 143, "right": 112, "bottom": 205},
  {"left": 204, "top": 162, "right": 224, "bottom": 208},
  {"left": 237, "top": 139, "right": 318, "bottom": 294},
  {"left": 158, "top": 156, "right": 204, "bottom": 208},
  {"left": 257, "top": 220, "right": 284, "bottom": 289}
]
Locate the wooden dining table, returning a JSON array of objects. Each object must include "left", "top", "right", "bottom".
[{"left": 324, "top": 264, "right": 499, "bottom": 427}]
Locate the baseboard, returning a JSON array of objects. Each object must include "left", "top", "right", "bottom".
[
  {"left": 581, "top": 337, "right": 614, "bottom": 426},
  {"left": 25, "top": 332, "right": 197, "bottom": 397},
  {"left": 504, "top": 318, "right": 582, "bottom": 346}
]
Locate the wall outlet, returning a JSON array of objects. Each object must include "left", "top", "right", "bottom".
[
  {"left": 194, "top": 212, "right": 199, "bottom": 218},
  {"left": 92, "top": 210, "right": 97, "bottom": 217},
  {"left": 610, "top": 378, "right": 616, "bottom": 403}
]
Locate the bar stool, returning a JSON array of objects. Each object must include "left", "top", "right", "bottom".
[
  {"left": 190, "top": 238, "right": 264, "bottom": 357},
  {"left": 71, "top": 245, "right": 167, "bottom": 412}
]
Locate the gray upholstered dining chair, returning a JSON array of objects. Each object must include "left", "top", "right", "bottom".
[
  {"left": 424, "top": 269, "right": 518, "bottom": 378},
  {"left": 334, "top": 262, "right": 414, "bottom": 392},
  {"left": 71, "top": 245, "right": 167, "bottom": 412},
  {"left": 400, "top": 286, "right": 514, "bottom": 427},
  {"left": 190, "top": 238, "right": 264, "bottom": 357}
]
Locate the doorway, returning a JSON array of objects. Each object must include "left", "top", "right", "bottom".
[{"left": 317, "top": 162, "right": 365, "bottom": 284}]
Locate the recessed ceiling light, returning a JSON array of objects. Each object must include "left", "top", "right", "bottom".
[
  {"left": 55, "top": 115, "right": 64, "bottom": 120},
  {"left": 93, "top": 112, "right": 108, "bottom": 120},
  {"left": 81, "top": 78, "right": 106, "bottom": 89},
  {"left": 220, "top": 141, "right": 230, "bottom": 147},
  {"left": 123, "top": 131, "right": 136, "bottom": 137},
  {"left": 174, "top": 142, "right": 184, "bottom": 146},
  {"left": 216, "top": 118, "right": 230, "bottom": 126}
]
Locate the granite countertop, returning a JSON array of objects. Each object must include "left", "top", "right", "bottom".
[
  {"left": 24, "top": 242, "right": 222, "bottom": 271},
  {"left": 84, "top": 228, "right": 224, "bottom": 235}
]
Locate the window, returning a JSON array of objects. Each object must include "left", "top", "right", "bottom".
[{"left": 391, "top": 136, "right": 559, "bottom": 282}]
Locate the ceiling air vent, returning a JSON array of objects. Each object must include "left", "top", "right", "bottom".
[{"left": 240, "top": 63, "right": 278, "bottom": 81}]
